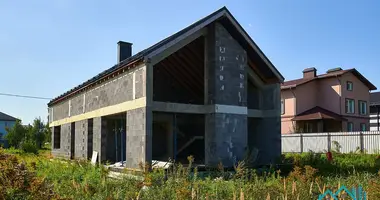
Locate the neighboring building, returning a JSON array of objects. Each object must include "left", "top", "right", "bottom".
[
  {"left": 47, "top": 7, "right": 284, "bottom": 168},
  {"left": 370, "top": 92, "right": 380, "bottom": 131},
  {"left": 281, "top": 67, "right": 376, "bottom": 134},
  {"left": 0, "top": 112, "right": 17, "bottom": 147}
]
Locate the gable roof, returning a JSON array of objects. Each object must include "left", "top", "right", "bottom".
[
  {"left": 48, "top": 7, "right": 284, "bottom": 106},
  {"left": 281, "top": 68, "right": 377, "bottom": 90},
  {"left": 292, "top": 106, "right": 347, "bottom": 121},
  {"left": 0, "top": 112, "right": 17, "bottom": 121},
  {"left": 370, "top": 92, "right": 380, "bottom": 106}
]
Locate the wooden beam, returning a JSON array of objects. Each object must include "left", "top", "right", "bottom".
[
  {"left": 158, "top": 61, "right": 200, "bottom": 100},
  {"left": 170, "top": 51, "right": 203, "bottom": 89},
  {"left": 149, "top": 29, "right": 207, "bottom": 66},
  {"left": 247, "top": 65, "right": 265, "bottom": 89},
  {"left": 248, "top": 59, "right": 267, "bottom": 82},
  {"left": 177, "top": 48, "right": 204, "bottom": 79},
  {"left": 164, "top": 56, "right": 203, "bottom": 98}
]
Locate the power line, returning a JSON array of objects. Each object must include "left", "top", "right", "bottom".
[{"left": 0, "top": 92, "right": 52, "bottom": 100}]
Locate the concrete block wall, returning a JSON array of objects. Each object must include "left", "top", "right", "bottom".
[
  {"left": 248, "top": 83, "right": 281, "bottom": 165},
  {"left": 50, "top": 65, "right": 145, "bottom": 122},
  {"left": 126, "top": 107, "right": 152, "bottom": 169},
  {"left": 205, "top": 22, "right": 248, "bottom": 167},
  {"left": 205, "top": 113, "right": 247, "bottom": 166},
  {"left": 93, "top": 117, "right": 107, "bottom": 162},
  {"left": 206, "top": 23, "right": 247, "bottom": 106},
  {"left": 74, "top": 120, "right": 88, "bottom": 159},
  {"left": 51, "top": 123, "right": 71, "bottom": 159},
  {"left": 49, "top": 65, "right": 146, "bottom": 162}
]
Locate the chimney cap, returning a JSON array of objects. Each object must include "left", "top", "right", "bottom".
[
  {"left": 303, "top": 67, "right": 317, "bottom": 73},
  {"left": 117, "top": 41, "right": 133, "bottom": 45},
  {"left": 327, "top": 67, "right": 343, "bottom": 73}
]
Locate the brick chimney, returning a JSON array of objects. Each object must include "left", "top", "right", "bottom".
[
  {"left": 303, "top": 67, "right": 317, "bottom": 79},
  {"left": 117, "top": 41, "right": 133, "bottom": 63}
]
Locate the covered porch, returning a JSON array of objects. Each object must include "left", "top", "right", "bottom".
[{"left": 292, "top": 106, "right": 346, "bottom": 133}]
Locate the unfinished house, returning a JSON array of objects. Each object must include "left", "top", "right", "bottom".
[{"left": 48, "top": 7, "right": 284, "bottom": 169}]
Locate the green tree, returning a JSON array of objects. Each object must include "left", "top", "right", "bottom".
[
  {"left": 43, "top": 123, "right": 52, "bottom": 144},
  {"left": 5, "top": 119, "right": 26, "bottom": 148},
  {"left": 4, "top": 118, "right": 51, "bottom": 150}
]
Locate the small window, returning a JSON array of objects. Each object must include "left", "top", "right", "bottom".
[
  {"left": 53, "top": 126, "right": 61, "bottom": 149},
  {"left": 347, "top": 122, "right": 354, "bottom": 132},
  {"left": 360, "top": 123, "right": 366, "bottom": 131},
  {"left": 347, "top": 81, "right": 353, "bottom": 91},
  {"left": 281, "top": 99, "right": 285, "bottom": 115},
  {"left": 358, "top": 100, "right": 367, "bottom": 115},
  {"left": 345, "top": 99, "right": 355, "bottom": 114}
]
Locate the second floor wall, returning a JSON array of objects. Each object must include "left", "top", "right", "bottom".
[{"left": 281, "top": 72, "right": 371, "bottom": 117}]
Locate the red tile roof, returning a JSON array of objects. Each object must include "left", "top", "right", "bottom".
[
  {"left": 281, "top": 68, "right": 376, "bottom": 90},
  {"left": 292, "top": 106, "right": 347, "bottom": 121}
]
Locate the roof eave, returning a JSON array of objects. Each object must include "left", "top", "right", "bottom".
[{"left": 349, "top": 69, "right": 377, "bottom": 91}]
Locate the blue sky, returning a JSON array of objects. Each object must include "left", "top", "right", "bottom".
[{"left": 1, "top": 0, "right": 379, "bottom": 124}]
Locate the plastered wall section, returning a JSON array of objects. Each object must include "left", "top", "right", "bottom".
[
  {"left": 281, "top": 89, "right": 296, "bottom": 134},
  {"left": 317, "top": 77, "right": 341, "bottom": 114},
  {"left": 340, "top": 73, "right": 371, "bottom": 131},
  {"left": 296, "top": 81, "right": 318, "bottom": 115}
]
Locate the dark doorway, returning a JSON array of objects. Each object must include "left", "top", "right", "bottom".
[
  {"left": 104, "top": 113, "right": 127, "bottom": 163},
  {"left": 70, "top": 122, "right": 75, "bottom": 159},
  {"left": 152, "top": 112, "right": 205, "bottom": 164},
  {"left": 87, "top": 119, "right": 94, "bottom": 159}
]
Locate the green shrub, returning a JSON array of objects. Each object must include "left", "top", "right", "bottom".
[{"left": 21, "top": 141, "right": 39, "bottom": 154}]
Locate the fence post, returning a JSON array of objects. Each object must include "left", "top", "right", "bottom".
[
  {"left": 300, "top": 134, "right": 303, "bottom": 153},
  {"left": 360, "top": 131, "right": 364, "bottom": 153},
  {"left": 327, "top": 132, "right": 331, "bottom": 152}
]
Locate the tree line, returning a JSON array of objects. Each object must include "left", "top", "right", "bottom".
[{"left": 4, "top": 118, "right": 51, "bottom": 153}]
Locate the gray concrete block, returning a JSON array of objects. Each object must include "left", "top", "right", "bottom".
[
  {"left": 135, "top": 67, "right": 146, "bottom": 99},
  {"left": 51, "top": 65, "right": 146, "bottom": 121},
  {"left": 52, "top": 101, "right": 69, "bottom": 121},
  {"left": 74, "top": 120, "right": 88, "bottom": 159},
  {"left": 206, "top": 22, "right": 247, "bottom": 107},
  {"left": 251, "top": 116, "right": 281, "bottom": 165},
  {"left": 204, "top": 22, "right": 249, "bottom": 167},
  {"left": 51, "top": 123, "right": 71, "bottom": 159},
  {"left": 126, "top": 107, "right": 152, "bottom": 169},
  {"left": 71, "top": 94, "right": 84, "bottom": 116},
  {"left": 93, "top": 117, "right": 107, "bottom": 162},
  {"left": 205, "top": 113, "right": 247, "bottom": 167}
]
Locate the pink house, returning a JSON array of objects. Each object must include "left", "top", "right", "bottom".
[{"left": 281, "top": 67, "right": 377, "bottom": 134}]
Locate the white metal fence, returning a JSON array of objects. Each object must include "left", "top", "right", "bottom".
[{"left": 282, "top": 131, "right": 380, "bottom": 154}]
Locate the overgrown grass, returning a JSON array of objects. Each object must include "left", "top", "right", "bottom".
[
  {"left": 283, "top": 151, "right": 380, "bottom": 175},
  {"left": 2, "top": 149, "right": 380, "bottom": 199}
]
